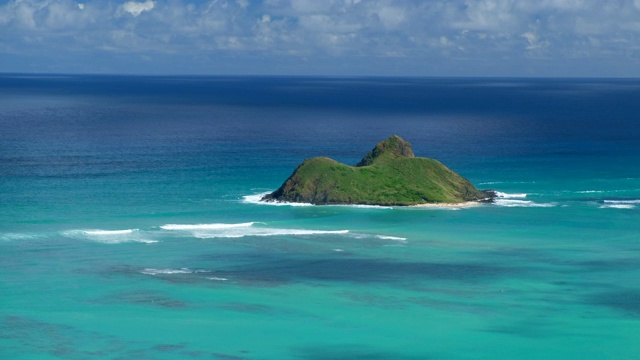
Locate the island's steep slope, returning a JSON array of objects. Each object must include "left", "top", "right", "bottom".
[{"left": 262, "top": 135, "right": 490, "bottom": 206}]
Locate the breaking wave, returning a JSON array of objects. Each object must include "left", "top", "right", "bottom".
[
  {"left": 61, "top": 229, "right": 157, "bottom": 244},
  {"left": 53, "top": 222, "right": 410, "bottom": 244},
  {"left": 160, "top": 222, "right": 256, "bottom": 230},
  {"left": 494, "top": 192, "right": 528, "bottom": 199},
  {"left": 493, "top": 199, "right": 556, "bottom": 208},
  {"left": 599, "top": 200, "right": 640, "bottom": 209},
  {"left": 139, "top": 268, "right": 229, "bottom": 281},
  {"left": 0, "top": 232, "right": 42, "bottom": 241},
  {"left": 242, "top": 193, "right": 313, "bottom": 207},
  {"left": 207, "top": 277, "right": 228, "bottom": 281},
  {"left": 376, "top": 235, "right": 408, "bottom": 241},
  {"left": 140, "top": 268, "right": 194, "bottom": 275},
  {"left": 84, "top": 229, "right": 135, "bottom": 235},
  {"left": 160, "top": 222, "right": 349, "bottom": 238},
  {"left": 493, "top": 192, "right": 556, "bottom": 208}
]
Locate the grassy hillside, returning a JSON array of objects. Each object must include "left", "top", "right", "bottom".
[{"left": 263, "top": 135, "right": 487, "bottom": 206}]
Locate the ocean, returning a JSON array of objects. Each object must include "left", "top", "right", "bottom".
[{"left": 1, "top": 75, "right": 639, "bottom": 359}]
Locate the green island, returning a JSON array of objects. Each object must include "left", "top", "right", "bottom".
[{"left": 262, "top": 135, "right": 495, "bottom": 206}]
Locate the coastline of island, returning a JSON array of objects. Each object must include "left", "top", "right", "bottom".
[{"left": 261, "top": 135, "right": 495, "bottom": 207}]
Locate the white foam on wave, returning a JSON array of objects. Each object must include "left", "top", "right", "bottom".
[
  {"left": 84, "top": 229, "right": 134, "bottom": 235},
  {"left": 61, "top": 229, "right": 157, "bottom": 244},
  {"left": 161, "top": 221, "right": 407, "bottom": 243},
  {"left": 141, "top": 268, "right": 193, "bottom": 275},
  {"left": 600, "top": 204, "right": 635, "bottom": 209},
  {"left": 160, "top": 222, "right": 255, "bottom": 230},
  {"left": 574, "top": 190, "right": 639, "bottom": 195},
  {"left": 492, "top": 191, "right": 555, "bottom": 208},
  {"left": 341, "top": 204, "right": 394, "bottom": 209},
  {"left": 599, "top": 200, "right": 639, "bottom": 209},
  {"left": 207, "top": 277, "right": 228, "bottom": 281},
  {"left": 376, "top": 235, "right": 408, "bottom": 241},
  {"left": 495, "top": 191, "right": 528, "bottom": 199},
  {"left": 243, "top": 193, "right": 313, "bottom": 207},
  {"left": 0, "top": 233, "right": 40, "bottom": 241},
  {"left": 161, "top": 221, "right": 349, "bottom": 239},
  {"left": 140, "top": 268, "right": 228, "bottom": 281},
  {"left": 192, "top": 227, "right": 350, "bottom": 239},
  {"left": 345, "top": 232, "right": 409, "bottom": 242},
  {"left": 493, "top": 199, "right": 556, "bottom": 208},
  {"left": 604, "top": 200, "right": 640, "bottom": 204}
]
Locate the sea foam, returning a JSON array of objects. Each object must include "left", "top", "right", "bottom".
[
  {"left": 140, "top": 268, "right": 194, "bottom": 275},
  {"left": 376, "top": 235, "right": 408, "bottom": 241},
  {"left": 207, "top": 277, "right": 228, "bottom": 281},
  {"left": 495, "top": 191, "right": 528, "bottom": 199},
  {"left": 493, "top": 199, "right": 556, "bottom": 208},
  {"left": 160, "top": 222, "right": 349, "bottom": 238},
  {"left": 604, "top": 200, "right": 640, "bottom": 204},
  {"left": 493, "top": 191, "right": 557, "bottom": 207},
  {"left": 140, "top": 268, "right": 229, "bottom": 281},
  {"left": 492, "top": 191, "right": 556, "bottom": 208},
  {"left": 341, "top": 204, "right": 394, "bottom": 209},
  {"left": 0, "top": 233, "right": 41, "bottom": 241},
  {"left": 599, "top": 200, "right": 639, "bottom": 209},
  {"left": 160, "top": 222, "right": 255, "bottom": 230},
  {"left": 600, "top": 204, "right": 635, "bottom": 209},
  {"left": 242, "top": 193, "right": 313, "bottom": 207},
  {"left": 61, "top": 229, "right": 157, "bottom": 244},
  {"left": 84, "top": 229, "right": 135, "bottom": 235}
]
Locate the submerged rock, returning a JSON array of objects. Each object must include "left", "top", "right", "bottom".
[{"left": 262, "top": 135, "right": 494, "bottom": 206}]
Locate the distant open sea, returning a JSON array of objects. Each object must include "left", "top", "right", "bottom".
[{"left": 1, "top": 75, "right": 640, "bottom": 359}]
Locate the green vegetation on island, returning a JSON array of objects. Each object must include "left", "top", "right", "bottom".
[{"left": 262, "top": 135, "right": 494, "bottom": 206}]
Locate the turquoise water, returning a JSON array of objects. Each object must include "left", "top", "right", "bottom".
[{"left": 1, "top": 76, "right": 640, "bottom": 359}]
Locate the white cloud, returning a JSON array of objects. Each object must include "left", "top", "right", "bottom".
[
  {"left": 376, "top": 6, "right": 405, "bottom": 29},
  {"left": 235, "top": 0, "right": 250, "bottom": 9},
  {"left": 121, "top": 0, "right": 155, "bottom": 17},
  {"left": 453, "top": 0, "right": 517, "bottom": 31},
  {"left": 13, "top": 1, "right": 41, "bottom": 30},
  {"left": 1, "top": 0, "right": 640, "bottom": 76},
  {"left": 522, "top": 31, "right": 548, "bottom": 50}
]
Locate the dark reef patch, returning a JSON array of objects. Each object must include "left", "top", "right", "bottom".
[
  {"left": 292, "top": 345, "right": 430, "bottom": 360},
  {"left": 95, "top": 290, "right": 188, "bottom": 308},
  {"left": 589, "top": 290, "right": 640, "bottom": 316}
]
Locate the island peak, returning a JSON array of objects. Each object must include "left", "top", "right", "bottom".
[{"left": 356, "top": 135, "right": 414, "bottom": 167}]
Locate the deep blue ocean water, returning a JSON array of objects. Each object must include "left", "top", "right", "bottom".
[{"left": 1, "top": 75, "right": 640, "bottom": 359}]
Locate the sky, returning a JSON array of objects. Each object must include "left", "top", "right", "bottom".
[{"left": 1, "top": 0, "right": 640, "bottom": 77}]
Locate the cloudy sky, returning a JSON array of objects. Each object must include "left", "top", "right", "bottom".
[{"left": 1, "top": 0, "right": 640, "bottom": 76}]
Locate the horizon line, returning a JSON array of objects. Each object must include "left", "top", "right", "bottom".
[{"left": 1, "top": 72, "right": 639, "bottom": 81}]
